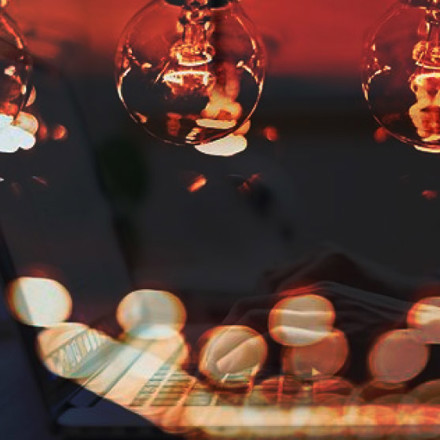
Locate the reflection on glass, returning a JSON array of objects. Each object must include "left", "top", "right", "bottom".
[
  {"left": 362, "top": 2, "right": 440, "bottom": 153},
  {"left": 409, "top": 73, "right": 440, "bottom": 147},
  {"left": 116, "top": 0, "right": 264, "bottom": 146},
  {"left": 0, "top": 11, "right": 31, "bottom": 130},
  {"left": 194, "top": 133, "right": 248, "bottom": 157}
]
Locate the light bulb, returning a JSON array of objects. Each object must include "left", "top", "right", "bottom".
[
  {"left": 0, "top": 6, "right": 31, "bottom": 131},
  {"left": 361, "top": 0, "right": 440, "bottom": 153},
  {"left": 115, "top": 0, "right": 265, "bottom": 146}
]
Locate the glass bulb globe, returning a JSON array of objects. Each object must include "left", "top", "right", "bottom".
[
  {"left": 0, "top": 10, "right": 32, "bottom": 131},
  {"left": 362, "top": 0, "right": 440, "bottom": 153},
  {"left": 115, "top": 0, "right": 265, "bottom": 146}
]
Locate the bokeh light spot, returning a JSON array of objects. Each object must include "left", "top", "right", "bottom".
[
  {"left": 422, "top": 190, "right": 438, "bottom": 201},
  {"left": 51, "top": 124, "right": 68, "bottom": 141},
  {"left": 198, "top": 325, "right": 267, "bottom": 388},
  {"left": 268, "top": 294, "right": 335, "bottom": 347},
  {"left": 262, "top": 126, "right": 279, "bottom": 142},
  {"left": 195, "top": 134, "right": 248, "bottom": 157},
  {"left": 408, "top": 297, "right": 440, "bottom": 343},
  {"left": 282, "top": 329, "right": 349, "bottom": 380},
  {"left": 368, "top": 329, "right": 429, "bottom": 384},
  {"left": 116, "top": 289, "right": 186, "bottom": 340},
  {"left": 373, "top": 127, "right": 390, "bottom": 144},
  {"left": 7, "top": 277, "right": 72, "bottom": 327}
]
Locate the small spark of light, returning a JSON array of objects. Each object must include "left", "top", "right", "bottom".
[
  {"left": 369, "top": 329, "right": 429, "bottom": 383},
  {"left": 262, "top": 126, "right": 279, "bottom": 142},
  {"left": 374, "top": 127, "right": 390, "bottom": 143},
  {"left": 187, "top": 174, "right": 207, "bottom": 193},
  {"left": 51, "top": 124, "right": 68, "bottom": 141},
  {"left": 4, "top": 65, "right": 16, "bottom": 77}
]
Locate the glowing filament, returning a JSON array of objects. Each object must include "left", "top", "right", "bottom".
[{"left": 163, "top": 70, "right": 215, "bottom": 96}]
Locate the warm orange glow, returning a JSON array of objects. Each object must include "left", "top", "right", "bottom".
[
  {"left": 195, "top": 134, "right": 248, "bottom": 157},
  {"left": 26, "top": 86, "right": 36, "bottom": 107},
  {"left": 408, "top": 297, "right": 440, "bottom": 343},
  {"left": 368, "top": 329, "right": 429, "bottom": 384},
  {"left": 163, "top": 69, "right": 216, "bottom": 97},
  {"left": 258, "top": 376, "right": 302, "bottom": 407},
  {"left": 198, "top": 326, "right": 267, "bottom": 389},
  {"left": 282, "top": 329, "right": 349, "bottom": 380},
  {"left": 116, "top": 289, "right": 187, "bottom": 339},
  {"left": 268, "top": 294, "right": 335, "bottom": 347},
  {"left": 184, "top": 403, "right": 440, "bottom": 435},
  {"left": 355, "top": 381, "right": 406, "bottom": 404},
  {"left": 187, "top": 174, "right": 207, "bottom": 193},
  {"left": 409, "top": 72, "right": 440, "bottom": 153},
  {"left": 7, "top": 277, "right": 72, "bottom": 327},
  {"left": 373, "top": 127, "right": 389, "bottom": 143},
  {"left": 313, "top": 378, "right": 354, "bottom": 406},
  {"left": 51, "top": 124, "right": 68, "bottom": 141},
  {"left": 15, "top": 111, "right": 39, "bottom": 135},
  {"left": 196, "top": 119, "right": 237, "bottom": 130},
  {"left": 422, "top": 190, "right": 438, "bottom": 201},
  {"left": 411, "top": 379, "right": 440, "bottom": 403},
  {"left": 237, "top": 173, "right": 262, "bottom": 194},
  {"left": 262, "top": 126, "right": 279, "bottom": 142},
  {"left": 33, "top": 300, "right": 440, "bottom": 438}
]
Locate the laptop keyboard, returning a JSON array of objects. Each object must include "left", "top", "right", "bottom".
[{"left": 129, "top": 346, "right": 289, "bottom": 409}]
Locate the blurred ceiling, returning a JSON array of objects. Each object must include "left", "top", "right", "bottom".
[{"left": 9, "top": 0, "right": 396, "bottom": 77}]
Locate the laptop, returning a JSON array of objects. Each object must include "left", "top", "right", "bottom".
[
  {"left": 2, "top": 57, "right": 440, "bottom": 440},
  {"left": 0, "top": 57, "right": 298, "bottom": 439}
]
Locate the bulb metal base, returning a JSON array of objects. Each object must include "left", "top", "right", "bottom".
[{"left": 165, "top": 0, "right": 230, "bottom": 7}]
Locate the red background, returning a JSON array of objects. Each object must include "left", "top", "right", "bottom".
[{"left": 8, "top": 0, "right": 396, "bottom": 77}]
